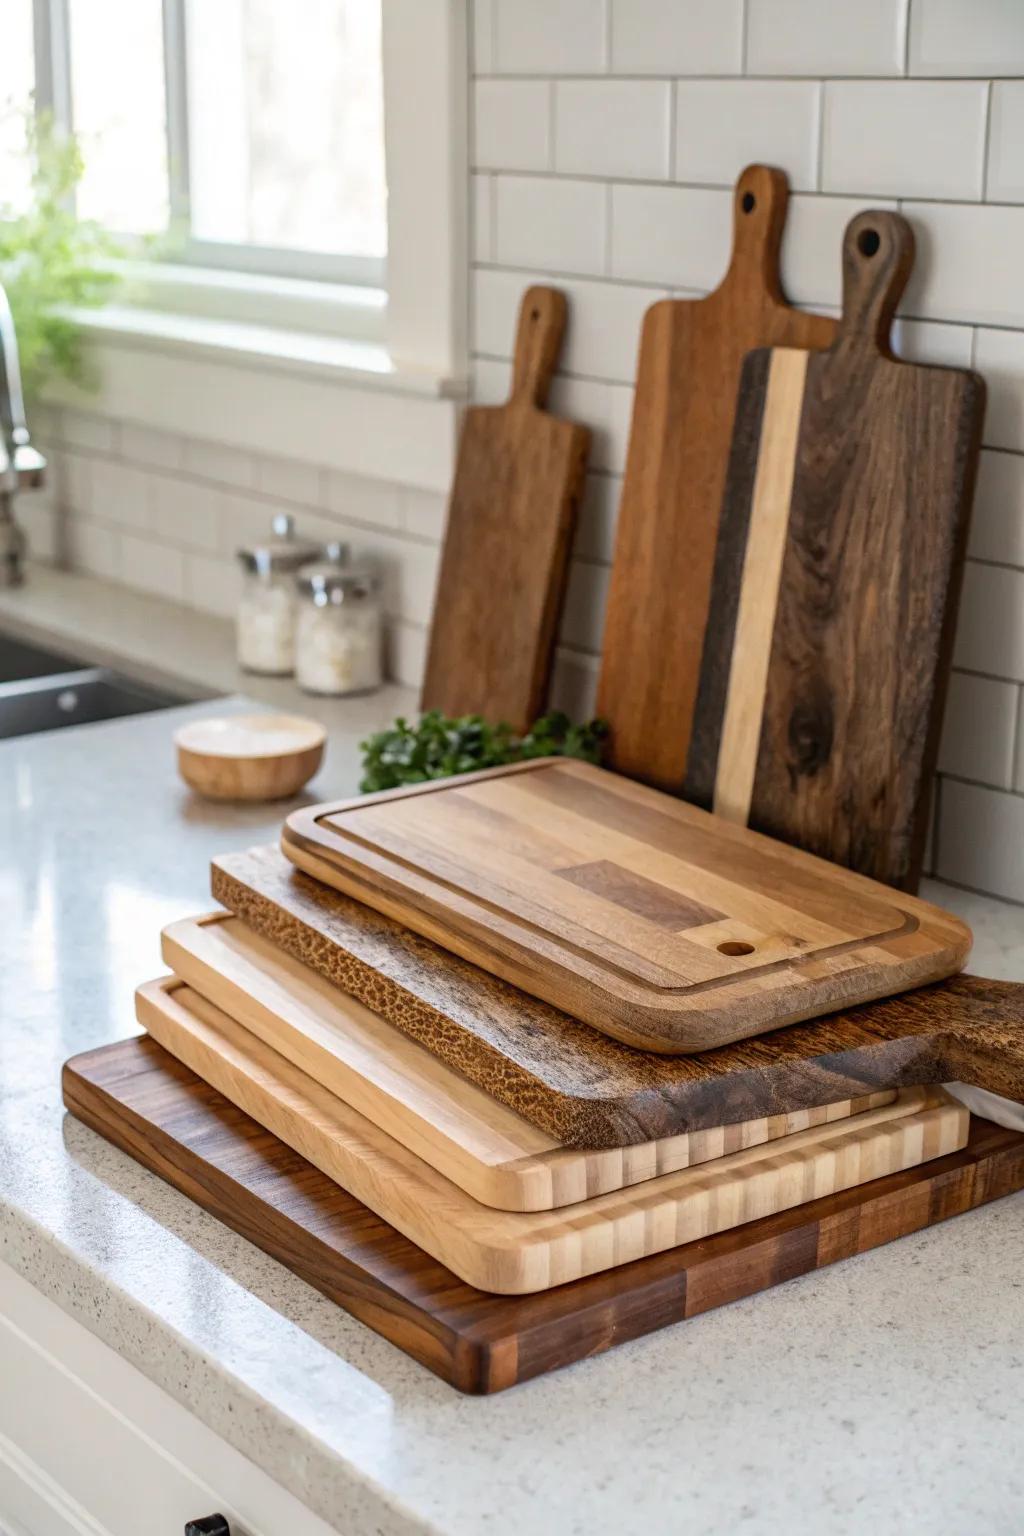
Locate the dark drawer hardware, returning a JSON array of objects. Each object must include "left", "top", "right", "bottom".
[{"left": 184, "top": 1516, "right": 230, "bottom": 1535}]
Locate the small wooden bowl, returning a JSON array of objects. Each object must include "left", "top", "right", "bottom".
[{"left": 175, "top": 714, "right": 326, "bottom": 801}]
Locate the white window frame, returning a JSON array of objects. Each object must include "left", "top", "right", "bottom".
[{"left": 40, "top": 0, "right": 468, "bottom": 490}]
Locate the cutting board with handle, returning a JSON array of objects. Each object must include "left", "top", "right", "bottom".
[
  {"left": 162, "top": 911, "right": 895, "bottom": 1212},
  {"left": 420, "top": 285, "right": 589, "bottom": 732},
  {"left": 597, "top": 163, "right": 838, "bottom": 790},
  {"left": 281, "top": 758, "right": 970, "bottom": 1053},
  {"left": 685, "top": 210, "right": 986, "bottom": 891},
  {"left": 213, "top": 846, "right": 1024, "bottom": 1147},
  {"left": 133, "top": 978, "right": 964, "bottom": 1296}
]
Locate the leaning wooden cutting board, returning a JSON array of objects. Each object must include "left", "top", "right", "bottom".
[
  {"left": 63, "top": 1035, "right": 1024, "bottom": 1391},
  {"left": 162, "top": 911, "right": 895, "bottom": 1211},
  {"left": 281, "top": 758, "right": 970, "bottom": 1052},
  {"left": 420, "top": 285, "right": 589, "bottom": 732},
  {"left": 214, "top": 846, "right": 1024, "bottom": 1147},
  {"left": 597, "top": 164, "right": 838, "bottom": 790},
  {"left": 135, "top": 979, "right": 964, "bottom": 1295},
  {"left": 685, "top": 210, "right": 985, "bottom": 890}
]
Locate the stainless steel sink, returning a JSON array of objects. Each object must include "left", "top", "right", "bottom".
[{"left": 0, "top": 635, "right": 195, "bottom": 739}]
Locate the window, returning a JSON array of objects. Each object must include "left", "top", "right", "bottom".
[{"left": 3, "top": 0, "right": 387, "bottom": 290}]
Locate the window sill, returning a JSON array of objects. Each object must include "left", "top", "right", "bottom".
[{"left": 46, "top": 305, "right": 467, "bottom": 494}]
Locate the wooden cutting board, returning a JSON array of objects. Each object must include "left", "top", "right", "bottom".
[
  {"left": 281, "top": 758, "right": 970, "bottom": 1052},
  {"left": 161, "top": 912, "right": 895, "bottom": 1212},
  {"left": 597, "top": 164, "right": 838, "bottom": 790},
  {"left": 63, "top": 1034, "right": 1024, "bottom": 1393},
  {"left": 132, "top": 979, "right": 964, "bottom": 1296},
  {"left": 420, "top": 284, "right": 589, "bottom": 732},
  {"left": 685, "top": 210, "right": 986, "bottom": 891},
  {"left": 213, "top": 846, "right": 1024, "bottom": 1149}
]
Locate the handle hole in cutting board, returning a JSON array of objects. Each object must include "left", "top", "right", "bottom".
[
  {"left": 857, "top": 228, "right": 881, "bottom": 258},
  {"left": 741, "top": 191, "right": 756, "bottom": 214},
  {"left": 718, "top": 940, "right": 755, "bottom": 956}
]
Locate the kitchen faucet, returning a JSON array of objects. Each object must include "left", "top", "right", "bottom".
[{"left": 0, "top": 281, "right": 46, "bottom": 586}]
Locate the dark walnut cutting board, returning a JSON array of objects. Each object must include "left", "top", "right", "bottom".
[
  {"left": 280, "top": 758, "right": 969, "bottom": 1053},
  {"left": 597, "top": 163, "right": 838, "bottom": 791},
  {"left": 685, "top": 210, "right": 985, "bottom": 891},
  {"left": 63, "top": 1035, "right": 1024, "bottom": 1392},
  {"left": 420, "top": 284, "right": 589, "bottom": 732}
]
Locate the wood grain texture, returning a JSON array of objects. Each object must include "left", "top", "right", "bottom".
[
  {"left": 420, "top": 285, "right": 589, "bottom": 732},
  {"left": 281, "top": 758, "right": 970, "bottom": 1052},
  {"left": 596, "top": 164, "right": 838, "bottom": 790},
  {"left": 137, "top": 980, "right": 963, "bottom": 1294},
  {"left": 160, "top": 912, "right": 896, "bottom": 1212},
  {"left": 211, "top": 846, "right": 1024, "bottom": 1148},
  {"left": 62, "top": 1034, "right": 1024, "bottom": 1394},
  {"left": 686, "top": 211, "right": 986, "bottom": 891}
]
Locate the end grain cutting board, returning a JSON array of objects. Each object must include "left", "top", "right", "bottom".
[
  {"left": 685, "top": 210, "right": 986, "bottom": 891},
  {"left": 597, "top": 164, "right": 838, "bottom": 790},
  {"left": 420, "top": 285, "right": 589, "bottom": 732},
  {"left": 281, "top": 758, "right": 970, "bottom": 1053},
  {"left": 133, "top": 978, "right": 966, "bottom": 1296},
  {"left": 160, "top": 911, "right": 895, "bottom": 1212}
]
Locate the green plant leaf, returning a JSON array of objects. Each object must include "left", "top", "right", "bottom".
[{"left": 359, "top": 709, "right": 608, "bottom": 794}]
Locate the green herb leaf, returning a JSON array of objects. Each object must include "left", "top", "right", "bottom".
[{"left": 359, "top": 710, "right": 608, "bottom": 794}]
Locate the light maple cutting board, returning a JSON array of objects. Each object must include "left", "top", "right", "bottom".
[
  {"left": 135, "top": 978, "right": 965, "bottom": 1296},
  {"left": 597, "top": 163, "right": 838, "bottom": 790},
  {"left": 420, "top": 284, "right": 589, "bottom": 732},
  {"left": 685, "top": 210, "right": 985, "bottom": 891},
  {"left": 281, "top": 758, "right": 971, "bottom": 1053},
  {"left": 162, "top": 911, "right": 895, "bottom": 1211}
]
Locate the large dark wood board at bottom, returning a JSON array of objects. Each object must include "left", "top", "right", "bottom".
[{"left": 64, "top": 1036, "right": 1024, "bottom": 1395}]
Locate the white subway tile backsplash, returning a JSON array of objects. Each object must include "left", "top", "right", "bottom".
[
  {"left": 555, "top": 81, "right": 671, "bottom": 181},
  {"left": 986, "top": 83, "right": 1024, "bottom": 204},
  {"left": 56, "top": 450, "right": 92, "bottom": 516},
  {"left": 185, "top": 551, "right": 243, "bottom": 619},
  {"left": 675, "top": 81, "right": 820, "bottom": 194},
  {"left": 549, "top": 645, "right": 600, "bottom": 717},
  {"left": 182, "top": 437, "right": 255, "bottom": 490},
  {"left": 494, "top": 175, "right": 607, "bottom": 276},
  {"left": 151, "top": 476, "right": 222, "bottom": 553},
  {"left": 473, "top": 268, "right": 657, "bottom": 383},
  {"left": 88, "top": 460, "right": 153, "bottom": 533},
  {"left": 401, "top": 489, "right": 449, "bottom": 543},
  {"left": 376, "top": 536, "right": 440, "bottom": 627},
  {"left": 325, "top": 471, "right": 403, "bottom": 531},
  {"left": 611, "top": 184, "right": 731, "bottom": 289},
  {"left": 609, "top": 0, "right": 742, "bottom": 76},
  {"left": 937, "top": 778, "right": 1024, "bottom": 902},
  {"left": 390, "top": 620, "right": 429, "bottom": 690},
  {"left": 27, "top": 503, "right": 60, "bottom": 565},
  {"left": 574, "top": 471, "right": 620, "bottom": 565},
  {"left": 472, "top": 0, "right": 494, "bottom": 73},
  {"left": 891, "top": 318, "right": 974, "bottom": 369},
  {"left": 559, "top": 558, "right": 611, "bottom": 653},
  {"left": 953, "top": 561, "right": 1024, "bottom": 680},
  {"left": 64, "top": 517, "right": 119, "bottom": 582},
  {"left": 474, "top": 81, "right": 551, "bottom": 172},
  {"left": 938, "top": 671, "right": 1018, "bottom": 788},
  {"left": 900, "top": 203, "right": 1024, "bottom": 328},
  {"left": 471, "top": 356, "right": 513, "bottom": 405},
  {"left": 493, "top": 0, "right": 606, "bottom": 74},
  {"left": 254, "top": 453, "right": 324, "bottom": 508},
  {"left": 909, "top": 0, "right": 1024, "bottom": 77},
  {"left": 60, "top": 411, "right": 118, "bottom": 455},
  {"left": 120, "top": 534, "right": 185, "bottom": 602},
  {"left": 781, "top": 196, "right": 898, "bottom": 310},
  {"left": 119, "top": 422, "right": 183, "bottom": 472},
  {"left": 970, "top": 450, "right": 1024, "bottom": 567},
  {"left": 746, "top": 0, "right": 908, "bottom": 76},
  {"left": 822, "top": 82, "right": 986, "bottom": 201},
  {"left": 472, "top": 174, "right": 494, "bottom": 262},
  {"left": 548, "top": 375, "right": 632, "bottom": 473},
  {"left": 974, "top": 329, "right": 1024, "bottom": 451},
  {"left": 220, "top": 491, "right": 282, "bottom": 558}
]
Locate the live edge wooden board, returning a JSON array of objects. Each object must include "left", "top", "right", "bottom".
[
  {"left": 281, "top": 758, "right": 969, "bottom": 1052},
  {"left": 420, "top": 285, "right": 589, "bottom": 733},
  {"left": 63, "top": 1035, "right": 1024, "bottom": 1393},
  {"left": 137, "top": 980, "right": 961, "bottom": 1295},
  {"left": 162, "top": 912, "right": 895, "bottom": 1212},
  {"left": 597, "top": 164, "right": 838, "bottom": 791},
  {"left": 685, "top": 211, "right": 985, "bottom": 891},
  {"left": 212, "top": 846, "right": 1024, "bottom": 1149}
]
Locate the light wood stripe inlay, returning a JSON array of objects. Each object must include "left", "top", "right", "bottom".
[{"left": 714, "top": 347, "right": 808, "bottom": 824}]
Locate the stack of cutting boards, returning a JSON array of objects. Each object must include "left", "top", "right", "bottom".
[{"left": 63, "top": 171, "right": 1024, "bottom": 1394}]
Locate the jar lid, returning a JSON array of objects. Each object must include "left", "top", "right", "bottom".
[
  {"left": 296, "top": 554, "right": 378, "bottom": 603},
  {"left": 236, "top": 512, "right": 324, "bottom": 575}
]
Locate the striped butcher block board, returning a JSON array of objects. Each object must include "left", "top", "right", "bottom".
[
  {"left": 281, "top": 758, "right": 971, "bottom": 1053},
  {"left": 684, "top": 209, "right": 986, "bottom": 891}
]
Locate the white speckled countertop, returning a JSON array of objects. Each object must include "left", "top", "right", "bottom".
[{"left": 2, "top": 568, "right": 1024, "bottom": 1536}]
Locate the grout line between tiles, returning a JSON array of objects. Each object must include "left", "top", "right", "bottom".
[{"left": 981, "top": 79, "right": 994, "bottom": 201}]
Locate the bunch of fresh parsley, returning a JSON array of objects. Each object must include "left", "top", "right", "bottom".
[{"left": 359, "top": 710, "right": 608, "bottom": 794}]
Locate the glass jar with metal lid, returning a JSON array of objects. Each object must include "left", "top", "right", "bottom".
[
  {"left": 235, "top": 513, "right": 327, "bottom": 676},
  {"left": 294, "top": 550, "right": 382, "bottom": 696}
]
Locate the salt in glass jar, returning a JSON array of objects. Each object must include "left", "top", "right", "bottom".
[
  {"left": 294, "top": 556, "right": 382, "bottom": 696},
  {"left": 235, "top": 514, "right": 325, "bottom": 676}
]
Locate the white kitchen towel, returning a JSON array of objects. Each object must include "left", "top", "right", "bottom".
[{"left": 945, "top": 1083, "right": 1024, "bottom": 1131}]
